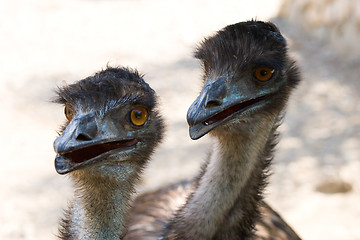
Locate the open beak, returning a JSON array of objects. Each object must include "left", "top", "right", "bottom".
[
  {"left": 54, "top": 112, "right": 138, "bottom": 174},
  {"left": 187, "top": 75, "right": 271, "bottom": 140}
]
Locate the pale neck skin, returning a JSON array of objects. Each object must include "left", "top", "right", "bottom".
[
  {"left": 165, "top": 116, "right": 278, "bottom": 239},
  {"left": 66, "top": 162, "right": 140, "bottom": 240}
]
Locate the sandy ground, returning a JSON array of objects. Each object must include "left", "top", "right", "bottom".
[{"left": 0, "top": 0, "right": 359, "bottom": 239}]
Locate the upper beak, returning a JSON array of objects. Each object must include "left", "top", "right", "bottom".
[
  {"left": 187, "top": 75, "right": 271, "bottom": 140},
  {"left": 187, "top": 76, "right": 228, "bottom": 140},
  {"left": 54, "top": 112, "right": 100, "bottom": 153},
  {"left": 53, "top": 112, "right": 136, "bottom": 174}
]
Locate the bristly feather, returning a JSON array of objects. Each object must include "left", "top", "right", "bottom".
[
  {"left": 194, "top": 20, "right": 291, "bottom": 85},
  {"left": 57, "top": 204, "right": 74, "bottom": 240},
  {"left": 54, "top": 66, "right": 154, "bottom": 108}
]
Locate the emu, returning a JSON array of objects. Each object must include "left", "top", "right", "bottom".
[{"left": 53, "top": 67, "right": 164, "bottom": 239}]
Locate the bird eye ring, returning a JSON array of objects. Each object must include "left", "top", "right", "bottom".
[
  {"left": 130, "top": 106, "right": 148, "bottom": 126},
  {"left": 64, "top": 104, "right": 74, "bottom": 121},
  {"left": 254, "top": 67, "right": 275, "bottom": 81}
]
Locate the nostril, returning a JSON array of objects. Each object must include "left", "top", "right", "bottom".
[
  {"left": 205, "top": 99, "right": 223, "bottom": 108},
  {"left": 76, "top": 114, "right": 98, "bottom": 141},
  {"left": 76, "top": 133, "right": 93, "bottom": 141}
]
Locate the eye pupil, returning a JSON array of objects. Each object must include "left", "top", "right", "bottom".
[
  {"left": 260, "top": 70, "right": 268, "bottom": 76},
  {"left": 134, "top": 110, "right": 143, "bottom": 119}
]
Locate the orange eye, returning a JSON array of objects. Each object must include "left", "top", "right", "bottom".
[
  {"left": 64, "top": 104, "right": 74, "bottom": 121},
  {"left": 254, "top": 67, "right": 275, "bottom": 81},
  {"left": 130, "top": 106, "right": 148, "bottom": 126}
]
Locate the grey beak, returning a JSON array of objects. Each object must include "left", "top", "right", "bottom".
[
  {"left": 187, "top": 76, "right": 228, "bottom": 140},
  {"left": 54, "top": 112, "right": 99, "bottom": 174}
]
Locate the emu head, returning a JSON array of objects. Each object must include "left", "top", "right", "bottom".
[
  {"left": 187, "top": 21, "right": 300, "bottom": 139},
  {"left": 53, "top": 67, "right": 164, "bottom": 176}
]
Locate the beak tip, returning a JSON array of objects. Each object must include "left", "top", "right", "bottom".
[
  {"left": 55, "top": 156, "right": 71, "bottom": 175},
  {"left": 189, "top": 126, "right": 203, "bottom": 140},
  {"left": 189, "top": 134, "right": 198, "bottom": 140}
]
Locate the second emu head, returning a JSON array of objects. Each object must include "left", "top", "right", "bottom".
[{"left": 187, "top": 21, "right": 300, "bottom": 140}]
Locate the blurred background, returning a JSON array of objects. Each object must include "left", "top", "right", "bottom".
[{"left": 0, "top": 0, "right": 359, "bottom": 239}]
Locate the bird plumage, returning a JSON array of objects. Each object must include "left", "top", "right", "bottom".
[{"left": 54, "top": 67, "right": 164, "bottom": 239}]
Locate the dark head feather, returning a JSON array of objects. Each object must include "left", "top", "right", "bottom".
[
  {"left": 54, "top": 66, "right": 155, "bottom": 110},
  {"left": 195, "top": 21, "right": 290, "bottom": 80}
]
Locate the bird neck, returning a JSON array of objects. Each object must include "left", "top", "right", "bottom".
[
  {"left": 65, "top": 163, "right": 141, "bottom": 240},
  {"left": 164, "top": 117, "right": 278, "bottom": 239}
]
